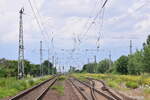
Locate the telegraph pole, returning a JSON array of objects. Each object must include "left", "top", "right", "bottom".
[
  {"left": 18, "top": 8, "right": 25, "bottom": 79},
  {"left": 94, "top": 55, "right": 97, "bottom": 73},
  {"left": 48, "top": 49, "right": 50, "bottom": 74},
  {"left": 62, "top": 66, "right": 64, "bottom": 74},
  {"left": 52, "top": 56, "right": 54, "bottom": 74},
  {"left": 87, "top": 58, "right": 90, "bottom": 64},
  {"left": 130, "top": 40, "right": 132, "bottom": 55},
  {"left": 109, "top": 51, "right": 112, "bottom": 68},
  {"left": 55, "top": 57, "right": 58, "bottom": 74},
  {"left": 40, "top": 41, "right": 43, "bottom": 76},
  {"left": 59, "top": 65, "right": 61, "bottom": 73},
  {"left": 94, "top": 55, "right": 97, "bottom": 63}
]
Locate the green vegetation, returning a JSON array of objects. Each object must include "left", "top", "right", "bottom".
[
  {"left": 0, "top": 59, "right": 56, "bottom": 77},
  {"left": 125, "top": 82, "right": 138, "bottom": 89},
  {"left": 0, "top": 76, "right": 51, "bottom": 98},
  {"left": 52, "top": 85, "right": 64, "bottom": 96},
  {"left": 58, "top": 75, "right": 66, "bottom": 81},
  {"left": 80, "top": 35, "right": 150, "bottom": 75},
  {"left": 72, "top": 73, "right": 150, "bottom": 99},
  {"left": 107, "top": 81, "right": 119, "bottom": 88},
  {"left": 72, "top": 73, "right": 150, "bottom": 87}
]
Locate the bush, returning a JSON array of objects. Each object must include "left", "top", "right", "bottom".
[
  {"left": 28, "top": 79, "right": 35, "bottom": 86},
  {"left": 107, "top": 81, "right": 118, "bottom": 88},
  {"left": 58, "top": 76, "right": 66, "bottom": 81},
  {"left": 125, "top": 82, "right": 138, "bottom": 89}
]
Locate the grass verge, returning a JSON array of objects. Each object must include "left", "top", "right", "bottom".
[
  {"left": 51, "top": 85, "right": 64, "bottom": 96},
  {"left": 0, "top": 75, "right": 51, "bottom": 99}
]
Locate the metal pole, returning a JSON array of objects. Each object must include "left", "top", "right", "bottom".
[
  {"left": 52, "top": 56, "right": 54, "bottom": 74},
  {"left": 18, "top": 8, "right": 25, "bottom": 79},
  {"left": 109, "top": 51, "right": 112, "bottom": 68},
  {"left": 94, "top": 55, "right": 97, "bottom": 73},
  {"left": 40, "top": 41, "right": 43, "bottom": 76},
  {"left": 88, "top": 58, "right": 90, "bottom": 64},
  {"left": 130, "top": 40, "right": 132, "bottom": 55},
  {"left": 48, "top": 49, "right": 50, "bottom": 74},
  {"left": 94, "top": 55, "right": 97, "bottom": 63}
]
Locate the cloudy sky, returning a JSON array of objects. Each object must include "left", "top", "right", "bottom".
[{"left": 0, "top": 0, "right": 150, "bottom": 70}]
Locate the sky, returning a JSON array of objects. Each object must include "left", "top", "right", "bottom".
[{"left": 0, "top": 0, "right": 150, "bottom": 71}]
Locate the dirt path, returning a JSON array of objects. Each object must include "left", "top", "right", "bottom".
[{"left": 43, "top": 80, "right": 80, "bottom": 100}]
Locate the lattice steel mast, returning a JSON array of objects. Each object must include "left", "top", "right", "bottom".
[{"left": 18, "top": 8, "right": 25, "bottom": 79}]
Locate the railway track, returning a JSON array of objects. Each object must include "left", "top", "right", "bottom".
[
  {"left": 69, "top": 77, "right": 118, "bottom": 100},
  {"left": 9, "top": 76, "right": 58, "bottom": 100},
  {"left": 87, "top": 78, "right": 123, "bottom": 100}
]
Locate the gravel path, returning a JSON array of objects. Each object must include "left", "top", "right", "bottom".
[{"left": 43, "top": 80, "right": 80, "bottom": 100}]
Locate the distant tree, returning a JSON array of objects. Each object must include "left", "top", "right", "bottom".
[
  {"left": 69, "top": 66, "right": 76, "bottom": 73},
  {"left": 87, "top": 63, "right": 96, "bottom": 73},
  {"left": 42, "top": 60, "right": 54, "bottom": 75},
  {"left": 43, "top": 60, "right": 56, "bottom": 74},
  {"left": 80, "top": 64, "right": 88, "bottom": 73},
  {"left": 115, "top": 56, "right": 128, "bottom": 74},
  {"left": 128, "top": 50, "right": 143, "bottom": 75},
  {"left": 0, "top": 58, "right": 55, "bottom": 78},
  {"left": 143, "top": 35, "right": 150, "bottom": 73},
  {"left": 24, "top": 60, "right": 31, "bottom": 76},
  {"left": 97, "top": 59, "right": 111, "bottom": 73},
  {"left": 80, "top": 63, "right": 96, "bottom": 73}
]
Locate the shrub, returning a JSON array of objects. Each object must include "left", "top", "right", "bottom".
[
  {"left": 107, "top": 81, "right": 118, "bottom": 88},
  {"left": 125, "top": 82, "right": 138, "bottom": 89},
  {"left": 58, "top": 76, "right": 66, "bottom": 81},
  {"left": 28, "top": 79, "right": 35, "bottom": 86}
]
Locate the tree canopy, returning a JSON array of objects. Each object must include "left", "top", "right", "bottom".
[{"left": 81, "top": 35, "right": 150, "bottom": 75}]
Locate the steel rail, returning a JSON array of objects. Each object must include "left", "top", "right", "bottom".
[
  {"left": 69, "top": 78, "right": 91, "bottom": 100},
  {"left": 73, "top": 78, "right": 116, "bottom": 100},
  {"left": 89, "top": 80, "right": 97, "bottom": 100},
  {"left": 88, "top": 78, "right": 123, "bottom": 100},
  {"left": 36, "top": 78, "right": 58, "bottom": 100},
  {"left": 9, "top": 75, "right": 57, "bottom": 100}
]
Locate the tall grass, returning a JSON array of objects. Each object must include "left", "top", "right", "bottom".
[
  {"left": 0, "top": 76, "right": 51, "bottom": 98},
  {"left": 72, "top": 73, "right": 150, "bottom": 86}
]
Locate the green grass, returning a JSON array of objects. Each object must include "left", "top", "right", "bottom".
[
  {"left": 72, "top": 73, "right": 150, "bottom": 99},
  {"left": 72, "top": 73, "right": 150, "bottom": 86},
  {"left": 0, "top": 76, "right": 51, "bottom": 99},
  {"left": 125, "top": 81, "right": 139, "bottom": 89},
  {"left": 107, "top": 81, "right": 119, "bottom": 88},
  {"left": 52, "top": 85, "right": 64, "bottom": 96},
  {"left": 58, "top": 75, "right": 66, "bottom": 81},
  {"left": 144, "top": 88, "right": 150, "bottom": 94}
]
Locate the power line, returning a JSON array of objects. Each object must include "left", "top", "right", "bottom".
[
  {"left": 79, "top": 0, "right": 108, "bottom": 44},
  {"left": 27, "top": 0, "right": 48, "bottom": 42},
  {"left": 32, "top": 0, "right": 51, "bottom": 41},
  {"left": 77, "top": 0, "right": 103, "bottom": 41},
  {"left": 102, "top": 0, "right": 108, "bottom": 8},
  {"left": 96, "top": 7, "right": 105, "bottom": 48}
]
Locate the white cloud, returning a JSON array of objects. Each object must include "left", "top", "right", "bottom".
[
  {"left": 0, "top": 0, "right": 150, "bottom": 63},
  {"left": 135, "top": 17, "right": 150, "bottom": 32}
]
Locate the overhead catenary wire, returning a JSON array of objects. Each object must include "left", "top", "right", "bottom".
[
  {"left": 79, "top": 0, "right": 108, "bottom": 44},
  {"left": 76, "top": 0, "right": 103, "bottom": 44},
  {"left": 27, "top": 0, "right": 48, "bottom": 43},
  {"left": 96, "top": 5, "right": 105, "bottom": 48},
  {"left": 32, "top": 0, "right": 51, "bottom": 41}
]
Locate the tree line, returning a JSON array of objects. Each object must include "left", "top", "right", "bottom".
[
  {"left": 0, "top": 59, "right": 56, "bottom": 77},
  {"left": 81, "top": 35, "right": 150, "bottom": 75}
]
